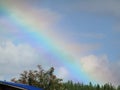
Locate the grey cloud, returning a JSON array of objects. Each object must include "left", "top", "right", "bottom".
[
  {"left": 63, "top": 31, "right": 105, "bottom": 39},
  {"left": 73, "top": 0, "right": 120, "bottom": 18},
  {"left": 71, "top": 0, "right": 120, "bottom": 32},
  {"left": 110, "top": 61, "right": 120, "bottom": 85}
]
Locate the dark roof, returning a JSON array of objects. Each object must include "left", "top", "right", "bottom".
[{"left": 0, "top": 81, "right": 43, "bottom": 90}]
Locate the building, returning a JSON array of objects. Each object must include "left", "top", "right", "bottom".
[{"left": 0, "top": 81, "right": 43, "bottom": 90}]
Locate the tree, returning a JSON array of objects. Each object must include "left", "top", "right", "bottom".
[
  {"left": 11, "top": 65, "right": 65, "bottom": 90},
  {"left": 96, "top": 84, "right": 100, "bottom": 90},
  {"left": 11, "top": 65, "right": 119, "bottom": 90},
  {"left": 117, "top": 85, "right": 120, "bottom": 90}
]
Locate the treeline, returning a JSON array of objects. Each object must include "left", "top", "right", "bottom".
[
  {"left": 64, "top": 81, "right": 120, "bottom": 90},
  {"left": 11, "top": 65, "right": 120, "bottom": 90}
]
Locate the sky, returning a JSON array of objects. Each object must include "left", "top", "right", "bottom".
[{"left": 0, "top": 0, "right": 120, "bottom": 86}]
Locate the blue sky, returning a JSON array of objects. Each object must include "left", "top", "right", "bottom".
[
  {"left": 37, "top": 0, "right": 120, "bottom": 60},
  {"left": 0, "top": 0, "right": 120, "bottom": 85}
]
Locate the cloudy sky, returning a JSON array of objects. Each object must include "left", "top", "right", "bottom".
[{"left": 0, "top": 0, "right": 120, "bottom": 86}]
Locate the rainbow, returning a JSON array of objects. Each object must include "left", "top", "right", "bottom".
[{"left": 0, "top": 2, "right": 97, "bottom": 84}]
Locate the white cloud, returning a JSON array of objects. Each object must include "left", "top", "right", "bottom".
[
  {"left": 0, "top": 41, "right": 46, "bottom": 80},
  {"left": 56, "top": 67, "right": 69, "bottom": 80},
  {"left": 80, "top": 55, "right": 117, "bottom": 85}
]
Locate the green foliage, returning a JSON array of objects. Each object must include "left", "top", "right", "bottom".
[
  {"left": 11, "top": 65, "right": 119, "bottom": 90},
  {"left": 64, "top": 81, "right": 117, "bottom": 90},
  {"left": 11, "top": 65, "right": 65, "bottom": 90},
  {"left": 117, "top": 85, "right": 120, "bottom": 90}
]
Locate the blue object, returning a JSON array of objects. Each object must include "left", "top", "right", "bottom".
[{"left": 0, "top": 81, "right": 43, "bottom": 90}]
